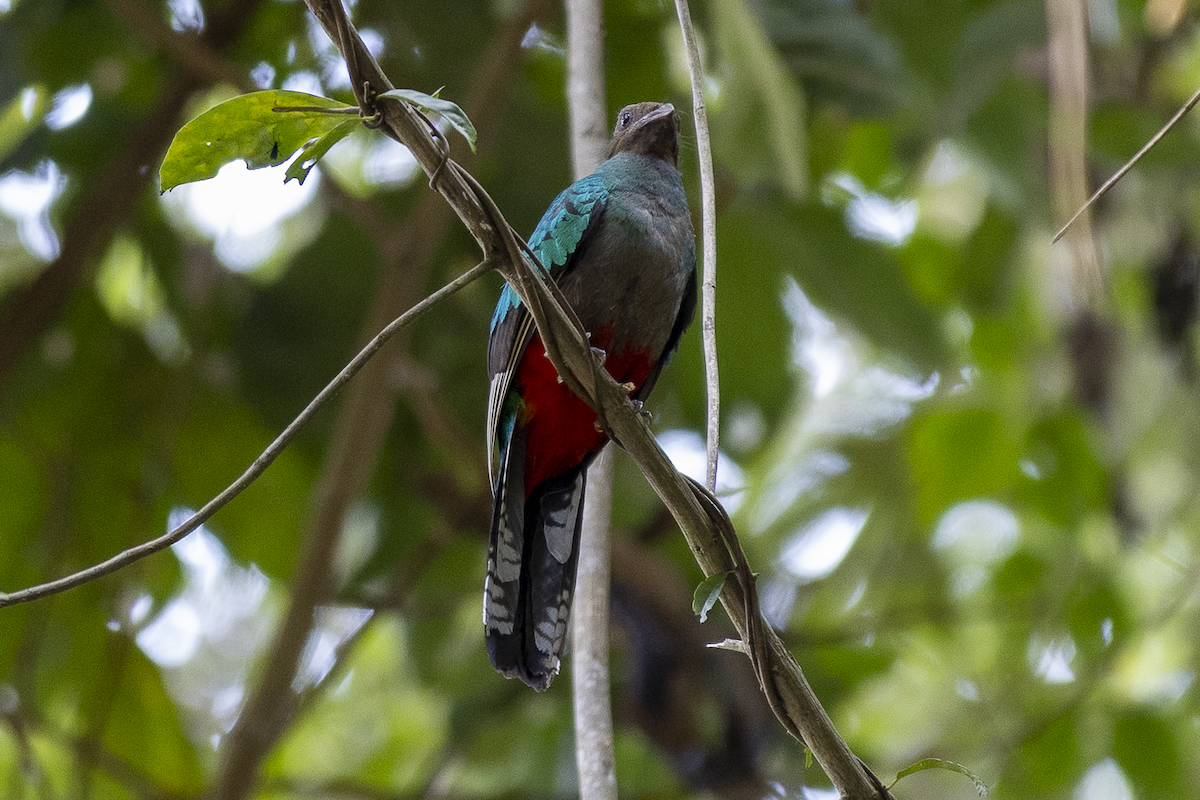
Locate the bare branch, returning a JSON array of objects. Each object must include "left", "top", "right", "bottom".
[
  {"left": 564, "top": 3, "right": 615, "bottom": 795},
  {"left": 1046, "top": 0, "right": 1102, "bottom": 302},
  {"left": 566, "top": 0, "right": 610, "bottom": 173},
  {"left": 1053, "top": 84, "right": 1200, "bottom": 244},
  {"left": 672, "top": 0, "right": 721, "bottom": 491},
  {"left": 573, "top": 451, "right": 617, "bottom": 800},
  {"left": 0, "top": 259, "right": 494, "bottom": 610}
]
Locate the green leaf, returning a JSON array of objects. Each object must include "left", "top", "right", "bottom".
[
  {"left": 159, "top": 89, "right": 358, "bottom": 192},
  {"left": 892, "top": 758, "right": 989, "bottom": 796},
  {"left": 1114, "top": 711, "right": 1182, "bottom": 797},
  {"left": 0, "top": 85, "right": 47, "bottom": 162},
  {"left": 379, "top": 88, "right": 477, "bottom": 152},
  {"left": 285, "top": 118, "right": 360, "bottom": 185},
  {"left": 692, "top": 570, "right": 732, "bottom": 623},
  {"left": 909, "top": 407, "right": 1022, "bottom": 526},
  {"left": 103, "top": 653, "right": 206, "bottom": 794}
]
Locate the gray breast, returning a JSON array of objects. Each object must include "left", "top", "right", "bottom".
[{"left": 564, "top": 180, "right": 694, "bottom": 356}]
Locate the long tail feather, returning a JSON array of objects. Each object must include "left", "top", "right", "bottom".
[{"left": 485, "top": 466, "right": 587, "bottom": 691}]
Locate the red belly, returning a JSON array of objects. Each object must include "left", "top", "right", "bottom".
[{"left": 515, "top": 329, "right": 653, "bottom": 497}]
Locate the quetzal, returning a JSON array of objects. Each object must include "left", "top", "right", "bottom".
[{"left": 484, "top": 102, "right": 697, "bottom": 690}]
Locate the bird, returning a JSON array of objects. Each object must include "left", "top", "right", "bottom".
[{"left": 484, "top": 101, "right": 697, "bottom": 690}]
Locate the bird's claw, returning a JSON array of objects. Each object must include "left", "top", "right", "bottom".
[
  {"left": 542, "top": 348, "right": 568, "bottom": 383},
  {"left": 628, "top": 398, "right": 652, "bottom": 422},
  {"left": 616, "top": 384, "right": 652, "bottom": 421}
]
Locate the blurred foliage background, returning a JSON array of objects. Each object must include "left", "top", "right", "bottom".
[{"left": 3, "top": 0, "right": 1200, "bottom": 798}]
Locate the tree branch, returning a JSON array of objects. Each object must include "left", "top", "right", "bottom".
[
  {"left": 566, "top": 0, "right": 610, "bottom": 173},
  {"left": 563, "top": 2, "right": 615, "bottom": 797},
  {"left": 572, "top": 450, "right": 617, "bottom": 800},
  {"left": 1046, "top": 0, "right": 1102, "bottom": 303},
  {"left": 672, "top": 0, "right": 721, "bottom": 492}
]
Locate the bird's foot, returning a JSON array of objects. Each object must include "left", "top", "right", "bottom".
[{"left": 628, "top": 398, "right": 652, "bottom": 422}]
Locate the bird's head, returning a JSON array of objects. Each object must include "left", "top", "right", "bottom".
[{"left": 604, "top": 102, "right": 681, "bottom": 166}]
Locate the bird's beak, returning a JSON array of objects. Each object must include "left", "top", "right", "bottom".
[{"left": 636, "top": 103, "right": 676, "bottom": 128}]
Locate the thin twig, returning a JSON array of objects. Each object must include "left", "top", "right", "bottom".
[
  {"left": 673, "top": 0, "right": 721, "bottom": 491},
  {"left": 0, "top": 258, "right": 494, "bottom": 609},
  {"left": 1054, "top": 84, "right": 1200, "bottom": 244}
]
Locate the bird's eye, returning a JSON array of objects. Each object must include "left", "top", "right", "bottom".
[{"left": 620, "top": 112, "right": 632, "bottom": 128}]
